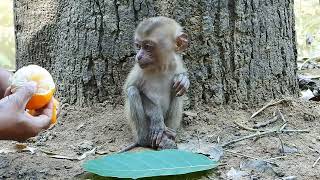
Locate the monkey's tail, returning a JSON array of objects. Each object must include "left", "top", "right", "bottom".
[{"left": 118, "top": 142, "right": 139, "bottom": 153}]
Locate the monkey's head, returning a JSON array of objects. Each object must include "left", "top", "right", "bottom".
[{"left": 134, "top": 16, "right": 188, "bottom": 70}]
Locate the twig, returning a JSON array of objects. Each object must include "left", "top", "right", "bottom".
[
  {"left": 279, "top": 123, "right": 287, "bottom": 131},
  {"left": 253, "top": 115, "right": 278, "bottom": 129},
  {"left": 312, "top": 155, "right": 320, "bottom": 168},
  {"left": 217, "top": 136, "right": 221, "bottom": 144},
  {"left": 222, "top": 127, "right": 309, "bottom": 148},
  {"left": 282, "top": 129, "right": 310, "bottom": 133},
  {"left": 277, "top": 109, "right": 287, "bottom": 123},
  {"left": 266, "top": 156, "right": 288, "bottom": 161},
  {"left": 250, "top": 99, "right": 285, "bottom": 119},
  {"left": 196, "top": 130, "right": 201, "bottom": 150},
  {"left": 299, "top": 57, "right": 320, "bottom": 70},
  {"left": 225, "top": 150, "right": 277, "bottom": 166},
  {"left": 222, "top": 130, "right": 275, "bottom": 147},
  {"left": 217, "top": 163, "right": 228, "bottom": 167},
  {"left": 234, "top": 121, "right": 258, "bottom": 132},
  {"left": 278, "top": 134, "right": 285, "bottom": 155}
]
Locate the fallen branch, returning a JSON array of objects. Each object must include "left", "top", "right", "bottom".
[
  {"left": 250, "top": 99, "right": 286, "bottom": 119},
  {"left": 266, "top": 156, "right": 288, "bottom": 161},
  {"left": 234, "top": 121, "right": 258, "bottom": 132},
  {"left": 277, "top": 134, "right": 285, "bottom": 155},
  {"left": 253, "top": 115, "right": 278, "bottom": 129},
  {"left": 225, "top": 149, "right": 277, "bottom": 166},
  {"left": 222, "top": 127, "right": 309, "bottom": 148},
  {"left": 282, "top": 129, "right": 310, "bottom": 133},
  {"left": 312, "top": 155, "right": 320, "bottom": 168},
  {"left": 222, "top": 130, "right": 275, "bottom": 147},
  {"left": 279, "top": 123, "right": 287, "bottom": 131}
]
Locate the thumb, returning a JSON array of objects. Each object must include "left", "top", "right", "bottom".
[
  {"left": 26, "top": 99, "right": 53, "bottom": 130},
  {"left": 10, "top": 82, "right": 37, "bottom": 109},
  {"left": 4, "top": 86, "right": 12, "bottom": 97}
]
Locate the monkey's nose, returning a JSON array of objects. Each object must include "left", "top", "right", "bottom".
[{"left": 137, "top": 55, "right": 143, "bottom": 61}]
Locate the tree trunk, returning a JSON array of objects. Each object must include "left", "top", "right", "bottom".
[{"left": 14, "top": 0, "right": 298, "bottom": 108}]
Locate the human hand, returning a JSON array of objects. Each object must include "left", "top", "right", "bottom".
[{"left": 0, "top": 82, "right": 52, "bottom": 141}]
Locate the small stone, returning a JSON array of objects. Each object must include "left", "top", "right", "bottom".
[
  {"left": 182, "top": 116, "right": 192, "bottom": 126},
  {"left": 279, "top": 145, "right": 299, "bottom": 154},
  {"left": 78, "top": 140, "right": 94, "bottom": 152},
  {"left": 183, "top": 111, "right": 197, "bottom": 117},
  {"left": 234, "top": 132, "right": 241, "bottom": 136},
  {"left": 64, "top": 165, "right": 72, "bottom": 169},
  {"left": 282, "top": 176, "right": 297, "bottom": 180}
]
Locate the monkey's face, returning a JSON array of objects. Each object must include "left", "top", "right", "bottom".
[{"left": 134, "top": 40, "right": 160, "bottom": 69}]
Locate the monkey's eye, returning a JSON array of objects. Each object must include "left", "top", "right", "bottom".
[
  {"left": 143, "top": 44, "right": 153, "bottom": 51},
  {"left": 134, "top": 43, "right": 141, "bottom": 49}
]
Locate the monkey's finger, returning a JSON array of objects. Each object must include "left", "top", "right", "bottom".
[
  {"left": 173, "top": 74, "right": 183, "bottom": 88},
  {"left": 165, "top": 129, "right": 177, "bottom": 140},
  {"left": 150, "top": 131, "right": 155, "bottom": 147},
  {"left": 156, "top": 130, "right": 164, "bottom": 146},
  {"left": 176, "top": 89, "right": 186, "bottom": 97},
  {"left": 158, "top": 136, "right": 167, "bottom": 150},
  {"left": 158, "top": 140, "right": 164, "bottom": 149},
  {"left": 151, "top": 130, "right": 158, "bottom": 148},
  {"left": 185, "top": 79, "right": 190, "bottom": 90},
  {"left": 176, "top": 76, "right": 188, "bottom": 92}
]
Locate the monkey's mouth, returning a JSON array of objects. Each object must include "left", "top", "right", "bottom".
[{"left": 138, "top": 61, "right": 152, "bottom": 69}]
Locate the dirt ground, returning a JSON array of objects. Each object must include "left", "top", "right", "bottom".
[{"left": 0, "top": 98, "right": 320, "bottom": 180}]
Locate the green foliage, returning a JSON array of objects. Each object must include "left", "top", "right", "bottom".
[
  {"left": 83, "top": 150, "right": 218, "bottom": 179},
  {"left": 295, "top": 0, "right": 320, "bottom": 60},
  {"left": 0, "top": 0, "right": 15, "bottom": 70}
]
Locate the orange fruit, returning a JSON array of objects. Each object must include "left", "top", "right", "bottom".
[
  {"left": 28, "top": 98, "right": 59, "bottom": 124},
  {"left": 51, "top": 98, "right": 59, "bottom": 124},
  {"left": 10, "top": 65, "right": 59, "bottom": 124}
]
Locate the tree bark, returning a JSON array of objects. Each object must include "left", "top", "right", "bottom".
[{"left": 14, "top": 0, "right": 298, "bottom": 108}]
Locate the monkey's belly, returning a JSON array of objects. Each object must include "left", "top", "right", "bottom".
[
  {"left": 145, "top": 92, "right": 170, "bottom": 116},
  {"left": 140, "top": 75, "right": 173, "bottom": 117}
]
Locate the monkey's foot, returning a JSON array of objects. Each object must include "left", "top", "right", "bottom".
[{"left": 118, "top": 142, "right": 139, "bottom": 153}]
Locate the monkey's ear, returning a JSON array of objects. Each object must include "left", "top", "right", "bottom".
[{"left": 176, "top": 33, "right": 188, "bottom": 52}]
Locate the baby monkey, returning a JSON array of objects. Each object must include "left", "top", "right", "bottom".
[{"left": 121, "top": 16, "right": 190, "bottom": 152}]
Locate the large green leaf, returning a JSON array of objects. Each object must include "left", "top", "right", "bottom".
[{"left": 83, "top": 149, "right": 218, "bottom": 179}]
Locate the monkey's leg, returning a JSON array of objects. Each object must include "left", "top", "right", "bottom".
[
  {"left": 123, "top": 86, "right": 149, "bottom": 151},
  {"left": 165, "top": 96, "right": 183, "bottom": 130}
]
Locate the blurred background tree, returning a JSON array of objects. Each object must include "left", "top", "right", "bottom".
[
  {"left": 295, "top": 0, "right": 320, "bottom": 60},
  {"left": 13, "top": 0, "right": 299, "bottom": 107},
  {"left": 1, "top": 0, "right": 319, "bottom": 71},
  {"left": 0, "top": 0, "right": 15, "bottom": 70},
  {"left": 2, "top": 0, "right": 320, "bottom": 107}
]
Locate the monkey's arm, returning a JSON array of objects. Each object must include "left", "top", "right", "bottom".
[
  {"left": 157, "top": 96, "right": 183, "bottom": 150},
  {"left": 126, "top": 86, "right": 148, "bottom": 145},
  {"left": 141, "top": 94, "right": 166, "bottom": 148}
]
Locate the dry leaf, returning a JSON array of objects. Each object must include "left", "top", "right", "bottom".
[{"left": 44, "top": 148, "right": 96, "bottom": 161}]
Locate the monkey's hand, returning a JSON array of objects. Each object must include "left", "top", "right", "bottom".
[
  {"left": 158, "top": 136, "right": 178, "bottom": 150},
  {"left": 158, "top": 130, "right": 178, "bottom": 150},
  {"left": 173, "top": 72, "right": 190, "bottom": 97},
  {"left": 164, "top": 128, "right": 177, "bottom": 140},
  {"left": 149, "top": 121, "right": 166, "bottom": 148}
]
